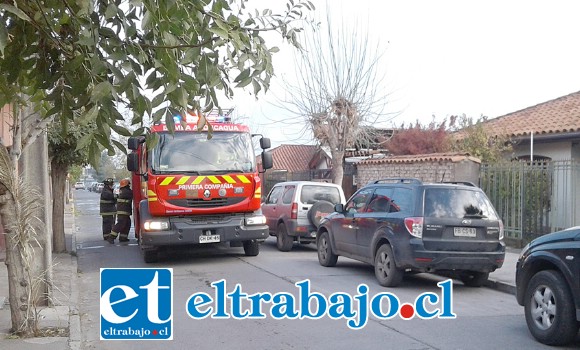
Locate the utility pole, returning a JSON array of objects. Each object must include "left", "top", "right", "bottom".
[{"left": 18, "top": 105, "right": 53, "bottom": 305}]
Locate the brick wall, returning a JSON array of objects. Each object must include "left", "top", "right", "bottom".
[{"left": 355, "top": 155, "right": 480, "bottom": 188}]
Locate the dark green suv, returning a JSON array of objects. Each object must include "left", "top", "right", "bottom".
[{"left": 316, "top": 178, "right": 505, "bottom": 287}]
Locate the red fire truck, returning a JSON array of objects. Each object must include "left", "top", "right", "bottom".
[{"left": 126, "top": 111, "right": 273, "bottom": 263}]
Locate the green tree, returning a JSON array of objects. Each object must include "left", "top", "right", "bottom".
[
  {"left": 450, "top": 115, "right": 513, "bottom": 163},
  {"left": 48, "top": 121, "right": 93, "bottom": 253},
  {"left": 67, "top": 165, "right": 84, "bottom": 183},
  {"left": 0, "top": 0, "right": 313, "bottom": 336},
  {"left": 0, "top": 0, "right": 312, "bottom": 162}
]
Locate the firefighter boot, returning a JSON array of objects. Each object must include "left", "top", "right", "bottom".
[
  {"left": 107, "top": 231, "right": 118, "bottom": 244},
  {"left": 119, "top": 235, "right": 129, "bottom": 243},
  {"left": 103, "top": 234, "right": 110, "bottom": 241}
]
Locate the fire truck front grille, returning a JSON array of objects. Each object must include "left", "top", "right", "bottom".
[
  {"left": 187, "top": 215, "right": 234, "bottom": 224},
  {"left": 167, "top": 197, "right": 244, "bottom": 208}
]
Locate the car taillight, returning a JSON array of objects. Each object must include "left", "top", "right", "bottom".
[
  {"left": 291, "top": 202, "right": 298, "bottom": 220},
  {"left": 499, "top": 220, "right": 504, "bottom": 240},
  {"left": 404, "top": 217, "right": 423, "bottom": 238}
]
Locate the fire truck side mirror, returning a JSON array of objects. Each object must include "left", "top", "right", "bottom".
[
  {"left": 127, "top": 153, "right": 139, "bottom": 172},
  {"left": 261, "top": 151, "right": 273, "bottom": 171},
  {"left": 128, "top": 136, "right": 145, "bottom": 151},
  {"left": 260, "top": 137, "right": 271, "bottom": 150}
]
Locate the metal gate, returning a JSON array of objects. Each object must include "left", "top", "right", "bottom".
[{"left": 480, "top": 160, "right": 580, "bottom": 245}]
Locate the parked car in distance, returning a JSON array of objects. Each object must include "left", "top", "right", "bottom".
[
  {"left": 74, "top": 181, "right": 85, "bottom": 190},
  {"left": 95, "top": 183, "right": 104, "bottom": 193},
  {"left": 113, "top": 183, "right": 120, "bottom": 197},
  {"left": 515, "top": 227, "right": 580, "bottom": 346},
  {"left": 317, "top": 178, "right": 505, "bottom": 287},
  {"left": 262, "top": 181, "right": 346, "bottom": 252}
]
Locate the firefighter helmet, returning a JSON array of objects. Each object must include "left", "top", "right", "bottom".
[
  {"left": 103, "top": 178, "right": 114, "bottom": 185},
  {"left": 120, "top": 178, "right": 131, "bottom": 187}
]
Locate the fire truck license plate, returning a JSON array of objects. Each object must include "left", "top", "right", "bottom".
[{"left": 200, "top": 235, "right": 220, "bottom": 243}]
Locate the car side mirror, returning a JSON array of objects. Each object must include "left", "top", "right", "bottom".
[
  {"left": 127, "top": 153, "right": 139, "bottom": 172},
  {"left": 260, "top": 137, "right": 271, "bottom": 150},
  {"left": 334, "top": 203, "right": 344, "bottom": 213},
  {"left": 128, "top": 136, "right": 145, "bottom": 151},
  {"left": 261, "top": 151, "right": 273, "bottom": 171}
]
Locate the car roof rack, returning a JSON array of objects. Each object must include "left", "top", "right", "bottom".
[
  {"left": 441, "top": 181, "right": 477, "bottom": 187},
  {"left": 371, "top": 178, "right": 422, "bottom": 185}
]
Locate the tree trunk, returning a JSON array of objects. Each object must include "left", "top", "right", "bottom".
[
  {"left": 51, "top": 160, "right": 67, "bottom": 253},
  {"left": 330, "top": 150, "right": 345, "bottom": 186},
  {"left": 1, "top": 197, "right": 36, "bottom": 335}
]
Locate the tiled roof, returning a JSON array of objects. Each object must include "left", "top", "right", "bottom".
[
  {"left": 357, "top": 152, "right": 481, "bottom": 165},
  {"left": 481, "top": 90, "right": 580, "bottom": 138},
  {"left": 263, "top": 144, "right": 321, "bottom": 172}
]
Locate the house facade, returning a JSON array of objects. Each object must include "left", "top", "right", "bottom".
[
  {"left": 481, "top": 90, "right": 580, "bottom": 162},
  {"left": 478, "top": 91, "right": 580, "bottom": 244},
  {"left": 257, "top": 144, "right": 332, "bottom": 195}
]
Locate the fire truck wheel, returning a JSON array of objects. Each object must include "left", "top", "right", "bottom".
[
  {"left": 243, "top": 240, "right": 260, "bottom": 256},
  {"left": 142, "top": 248, "right": 159, "bottom": 263},
  {"left": 276, "top": 223, "right": 294, "bottom": 252}
]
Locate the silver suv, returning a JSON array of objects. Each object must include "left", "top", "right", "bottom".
[{"left": 262, "top": 181, "right": 346, "bottom": 251}]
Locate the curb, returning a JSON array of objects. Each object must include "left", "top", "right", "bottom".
[
  {"left": 68, "top": 256, "right": 81, "bottom": 350},
  {"left": 70, "top": 199, "right": 77, "bottom": 257},
  {"left": 484, "top": 279, "right": 516, "bottom": 296},
  {"left": 68, "top": 199, "right": 81, "bottom": 350}
]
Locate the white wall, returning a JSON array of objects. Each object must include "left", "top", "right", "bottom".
[{"left": 513, "top": 141, "right": 572, "bottom": 161}]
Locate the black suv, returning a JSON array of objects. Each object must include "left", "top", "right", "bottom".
[
  {"left": 515, "top": 228, "right": 580, "bottom": 346},
  {"left": 316, "top": 178, "right": 505, "bottom": 287}
]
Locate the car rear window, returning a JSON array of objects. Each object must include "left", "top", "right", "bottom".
[
  {"left": 424, "top": 188, "right": 499, "bottom": 220},
  {"left": 300, "top": 185, "right": 341, "bottom": 204}
]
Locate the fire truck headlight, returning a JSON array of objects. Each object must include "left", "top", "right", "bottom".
[
  {"left": 245, "top": 215, "right": 266, "bottom": 226},
  {"left": 143, "top": 219, "right": 170, "bottom": 231}
]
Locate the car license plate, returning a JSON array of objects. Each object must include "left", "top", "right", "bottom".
[
  {"left": 454, "top": 227, "right": 476, "bottom": 237},
  {"left": 199, "top": 235, "right": 220, "bottom": 243}
]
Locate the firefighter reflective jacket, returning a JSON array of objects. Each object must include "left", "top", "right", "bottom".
[
  {"left": 99, "top": 186, "right": 117, "bottom": 216},
  {"left": 116, "top": 186, "right": 133, "bottom": 216}
]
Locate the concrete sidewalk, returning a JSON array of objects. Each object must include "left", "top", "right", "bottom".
[
  {"left": 0, "top": 199, "right": 520, "bottom": 349},
  {"left": 487, "top": 247, "right": 520, "bottom": 295},
  {"left": 0, "top": 200, "right": 80, "bottom": 350}
]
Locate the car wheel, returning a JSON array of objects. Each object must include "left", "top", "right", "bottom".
[
  {"left": 276, "top": 223, "right": 293, "bottom": 252},
  {"left": 243, "top": 240, "right": 260, "bottom": 256},
  {"left": 317, "top": 231, "right": 338, "bottom": 267},
  {"left": 460, "top": 271, "right": 489, "bottom": 287},
  {"left": 524, "top": 270, "right": 579, "bottom": 345},
  {"left": 374, "top": 244, "right": 403, "bottom": 287}
]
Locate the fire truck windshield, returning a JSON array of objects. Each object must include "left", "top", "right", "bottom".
[{"left": 151, "top": 132, "right": 256, "bottom": 174}]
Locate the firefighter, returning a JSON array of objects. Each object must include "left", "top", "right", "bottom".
[
  {"left": 99, "top": 178, "right": 116, "bottom": 241},
  {"left": 108, "top": 178, "right": 133, "bottom": 243}
]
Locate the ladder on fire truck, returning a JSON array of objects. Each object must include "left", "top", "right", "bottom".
[{"left": 206, "top": 108, "right": 234, "bottom": 118}]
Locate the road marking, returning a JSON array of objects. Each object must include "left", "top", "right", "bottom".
[
  {"left": 76, "top": 243, "right": 139, "bottom": 250},
  {"left": 76, "top": 245, "right": 105, "bottom": 250}
]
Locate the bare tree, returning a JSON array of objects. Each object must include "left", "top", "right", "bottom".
[{"left": 277, "top": 10, "right": 394, "bottom": 184}]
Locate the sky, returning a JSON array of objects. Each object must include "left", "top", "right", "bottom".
[{"left": 229, "top": 0, "right": 580, "bottom": 148}]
